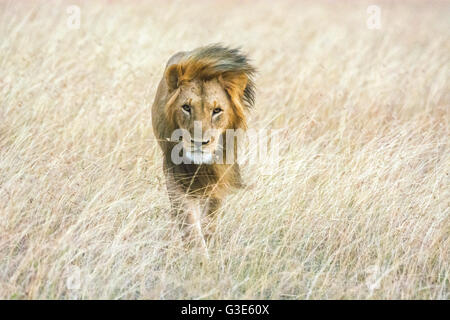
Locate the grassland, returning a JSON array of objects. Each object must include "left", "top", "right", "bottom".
[{"left": 0, "top": 0, "right": 448, "bottom": 299}]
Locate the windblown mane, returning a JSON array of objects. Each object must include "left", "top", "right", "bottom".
[{"left": 169, "top": 44, "right": 256, "bottom": 109}]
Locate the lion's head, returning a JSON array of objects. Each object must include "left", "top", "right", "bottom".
[{"left": 163, "top": 45, "right": 256, "bottom": 164}]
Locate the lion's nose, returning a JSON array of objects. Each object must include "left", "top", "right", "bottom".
[{"left": 191, "top": 139, "right": 210, "bottom": 146}]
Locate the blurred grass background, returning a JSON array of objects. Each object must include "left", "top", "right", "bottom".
[{"left": 0, "top": 0, "right": 448, "bottom": 299}]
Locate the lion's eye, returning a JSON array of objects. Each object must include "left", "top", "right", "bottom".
[
  {"left": 212, "top": 107, "right": 222, "bottom": 115},
  {"left": 181, "top": 104, "right": 191, "bottom": 113}
]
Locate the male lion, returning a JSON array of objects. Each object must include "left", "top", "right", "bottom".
[{"left": 151, "top": 44, "right": 255, "bottom": 255}]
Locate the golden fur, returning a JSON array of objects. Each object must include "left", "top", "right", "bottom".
[{"left": 151, "top": 44, "right": 256, "bottom": 253}]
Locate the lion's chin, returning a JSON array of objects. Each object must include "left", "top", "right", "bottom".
[{"left": 184, "top": 150, "right": 214, "bottom": 165}]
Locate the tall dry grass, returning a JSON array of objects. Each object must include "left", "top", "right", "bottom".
[{"left": 0, "top": 0, "right": 448, "bottom": 299}]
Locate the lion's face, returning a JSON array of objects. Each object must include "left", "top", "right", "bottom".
[
  {"left": 162, "top": 48, "right": 254, "bottom": 165},
  {"left": 169, "top": 78, "right": 234, "bottom": 164}
]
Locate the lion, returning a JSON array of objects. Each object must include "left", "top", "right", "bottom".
[{"left": 151, "top": 44, "right": 256, "bottom": 255}]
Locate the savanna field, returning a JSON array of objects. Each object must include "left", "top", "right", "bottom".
[{"left": 0, "top": 0, "right": 449, "bottom": 299}]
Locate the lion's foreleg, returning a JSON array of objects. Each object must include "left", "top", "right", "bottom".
[
  {"left": 165, "top": 171, "right": 208, "bottom": 257},
  {"left": 179, "top": 201, "right": 208, "bottom": 256},
  {"left": 169, "top": 193, "right": 208, "bottom": 256}
]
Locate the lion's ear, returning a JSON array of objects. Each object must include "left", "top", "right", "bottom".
[
  {"left": 165, "top": 64, "right": 182, "bottom": 91},
  {"left": 220, "top": 73, "right": 248, "bottom": 100},
  {"left": 219, "top": 73, "right": 249, "bottom": 129},
  {"left": 233, "top": 73, "right": 248, "bottom": 98}
]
